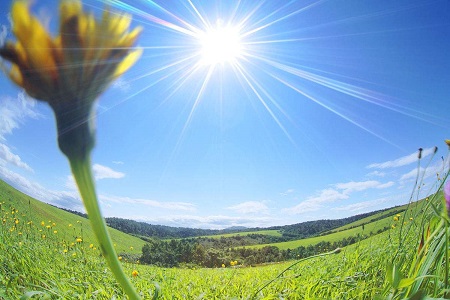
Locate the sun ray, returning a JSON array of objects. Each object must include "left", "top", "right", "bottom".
[
  {"left": 241, "top": 0, "right": 326, "bottom": 39},
  {"left": 232, "top": 63, "right": 296, "bottom": 146},
  {"left": 250, "top": 55, "right": 444, "bottom": 126}
]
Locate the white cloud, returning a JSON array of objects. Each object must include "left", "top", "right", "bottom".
[
  {"left": 399, "top": 162, "right": 442, "bottom": 183},
  {"left": 280, "top": 188, "right": 294, "bottom": 196},
  {"left": 100, "top": 194, "right": 196, "bottom": 211},
  {"left": 0, "top": 166, "right": 83, "bottom": 211},
  {"left": 367, "top": 147, "right": 436, "bottom": 169},
  {"left": 286, "top": 188, "right": 348, "bottom": 214},
  {"left": 0, "top": 92, "right": 40, "bottom": 141},
  {"left": 366, "top": 170, "right": 385, "bottom": 177},
  {"left": 112, "top": 161, "right": 124, "bottom": 165},
  {"left": 112, "top": 78, "right": 131, "bottom": 92},
  {"left": 333, "top": 197, "right": 390, "bottom": 212},
  {"left": 227, "top": 201, "right": 269, "bottom": 214},
  {"left": 93, "top": 164, "right": 125, "bottom": 180},
  {"left": 0, "top": 143, "right": 33, "bottom": 172},
  {"left": 132, "top": 214, "right": 277, "bottom": 229},
  {"left": 285, "top": 180, "right": 394, "bottom": 215}
]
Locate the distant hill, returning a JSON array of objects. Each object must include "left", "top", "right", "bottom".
[
  {"left": 61, "top": 203, "right": 401, "bottom": 241},
  {"left": 4, "top": 177, "right": 403, "bottom": 242}
]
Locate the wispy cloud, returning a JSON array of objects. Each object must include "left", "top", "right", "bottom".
[
  {"left": 334, "top": 197, "right": 390, "bottom": 212},
  {"left": 100, "top": 195, "right": 196, "bottom": 211},
  {"left": 0, "top": 143, "right": 33, "bottom": 172},
  {"left": 0, "top": 166, "right": 83, "bottom": 211},
  {"left": 285, "top": 180, "right": 394, "bottom": 215},
  {"left": 0, "top": 92, "right": 40, "bottom": 140},
  {"left": 285, "top": 188, "right": 348, "bottom": 214},
  {"left": 366, "top": 170, "right": 386, "bottom": 177},
  {"left": 112, "top": 78, "right": 131, "bottom": 92},
  {"left": 93, "top": 164, "right": 125, "bottom": 180},
  {"left": 280, "top": 189, "right": 294, "bottom": 196},
  {"left": 367, "top": 147, "right": 435, "bottom": 169},
  {"left": 227, "top": 201, "right": 269, "bottom": 214},
  {"left": 132, "top": 214, "right": 277, "bottom": 229},
  {"left": 334, "top": 180, "right": 394, "bottom": 193}
]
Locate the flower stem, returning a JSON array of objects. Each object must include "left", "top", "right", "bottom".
[{"left": 70, "top": 156, "right": 141, "bottom": 300}]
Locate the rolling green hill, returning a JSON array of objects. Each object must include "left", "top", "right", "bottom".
[{"left": 0, "top": 179, "right": 145, "bottom": 254}]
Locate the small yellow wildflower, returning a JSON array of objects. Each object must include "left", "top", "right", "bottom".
[
  {"left": 68, "top": 224, "right": 72, "bottom": 227},
  {"left": 130, "top": 246, "right": 134, "bottom": 251},
  {"left": 409, "top": 217, "right": 413, "bottom": 221},
  {"left": 76, "top": 238, "right": 82, "bottom": 243},
  {"left": 63, "top": 249, "right": 68, "bottom": 253},
  {"left": 396, "top": 214, "right": 401, "bottom": 217},
  {"left": 131, "top": 270, "right": 139, "bottom": 277},
  {"left": 53, "top": 230, "right": 58, "bottom": 234},
  {"left": 70, "top": 242, "right": 75, "bottom": 247},
  {"left": 52, "top": 223, "right": 56, "bottom": 227},
  {"left": 222, "top": 264, "right": 225, "bottom": 268},
  {"left": 393, "top": 216, "right": 399, "bottom": 221},
  {"left": 42, "top": 234, "right": 46, "bottom": 239},
  {"left": 72, "top": 253, "right": 77, "bottom": 257},
  {"left": 41, "top": 221, "right": 45, "bottom": 226},
  {"left": 118, "top": 256, "right": 123, "bottom": 261},
  {"left": 89, "top": 243, "right": 94, "bottom": 248},
  {"left": 46, "top": 225, "right": 51, "bottom": 229},
  {"left": 391, "top": 225, "right": 395, "bottom": 229},
  {"left": 14, "top": 219, "right": 19, "bottom": 224}
]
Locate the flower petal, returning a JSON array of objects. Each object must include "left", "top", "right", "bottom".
[{"left": 113, "top": 48, "right": 142, "bottom": 78}]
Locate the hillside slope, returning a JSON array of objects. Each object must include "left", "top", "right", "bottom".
[{"left": 0, "top": 179, "right": 145, "bottom": 254}]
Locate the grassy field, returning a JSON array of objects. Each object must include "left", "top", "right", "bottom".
[
  {"left": 0, "top": 180, "right": 146, "bottom": 255},
  {"left": 1, "top": 179, "right": 448, "bottom": 299}
]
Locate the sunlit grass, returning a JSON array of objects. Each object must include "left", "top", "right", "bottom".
[{"left": 1, "top": 171, "right": 448, "bottom": 299}]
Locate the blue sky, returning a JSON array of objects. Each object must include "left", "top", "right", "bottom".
[{"left": 0, "top": 0, "right": 449, "bottom": 229}]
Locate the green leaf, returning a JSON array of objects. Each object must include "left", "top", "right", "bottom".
[
  {"left": 398, "top": 278, "right": 415, "bottom": 289},
  {"left": 386, "top": 262, "right": 403, "bottom": 289}
]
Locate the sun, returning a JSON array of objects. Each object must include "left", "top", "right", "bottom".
[{"left": 198, "top": 20, "right": 243, "bottom": 66}]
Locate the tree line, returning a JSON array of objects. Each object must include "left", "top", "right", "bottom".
[{"left": 139, "top": 227, "right": 390, "bottom": 268}]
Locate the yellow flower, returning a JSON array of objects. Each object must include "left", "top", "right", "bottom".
[
  {"left": 118, "top": 256, "right": 123, "bottom": 261},
  {"left": 89, "top": 243, "right": 94, "bottom": 248},
  {"left": 130, "top": 246, "right": 134, "bottom": 251},
  {"left": 68, "top": 224, "right": 72, "bottom": 227},
  {"left": 53, "top": 230, "right": 58, "bottom": 234},
  {"left": 393, "top": 216, "right": 399, "bottom": 221},
  {"left": 409, "top": 217, "right": 413, "bottom": 221},
  {"left": 0, "top": 0, "right": 142, "bottom": 160},
  {"left": 131, "top": 270, "right": 138, "bottom": 277},
  {"left": 41, "top": 221, "right": 45, "bottom": 226},
  {"left": 222, "top": 264, "right": 225, "bottom": 268},
  {"left": 76, "top": 238, "right": 82, "bottom": 243}
]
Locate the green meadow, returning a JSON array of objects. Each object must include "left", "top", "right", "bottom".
[{"left": 1, "top": 179, "right": 449, "bottom": 299}]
